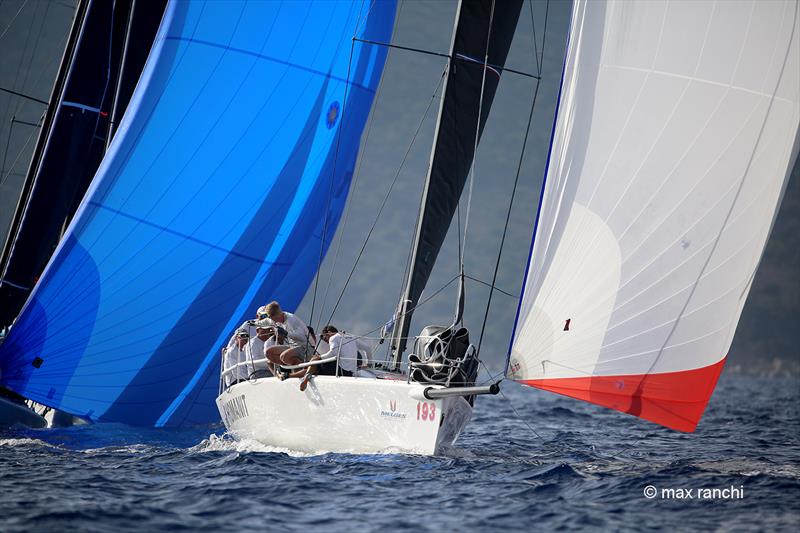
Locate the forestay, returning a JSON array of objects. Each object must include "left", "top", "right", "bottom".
[
  {"left": 0, "top": 0, "right": 395, "bottom": 426},
  {"left": 509, "top": 0, "right": 800, "bottom": 431}
]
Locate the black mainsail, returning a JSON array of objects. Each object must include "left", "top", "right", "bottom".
[
  {"left": 0, "top": 0, "right": 165, "bottom": 328},
  {"left": 390, "top": 0, "right": 523, "bottom": 363}
]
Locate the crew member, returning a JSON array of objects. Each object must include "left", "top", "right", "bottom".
[
  {"left": 261, "top": 301, "right": 316, "bottom": 370},
  {"left": 223, "top": 328, "right": 250, "bottom": 386},
  {"left": 298, "top": 325, "right": 357, "bottom": 391},
  {"left": 246, "top": 325, "right": 275, "bottom": 378}
]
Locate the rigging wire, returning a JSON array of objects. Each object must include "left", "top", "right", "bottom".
[
  {"left": 0, "top": 0, "right": 38, "bottom": 184},
  {"left": 325, "top": 69, "right": 447, "bottom": 326},
  {"left": 0, "top": 0, "right": 30, "bottom": 43},
  {"left": 476, "top": 88, "right": 541, "bottom": 355},
  {"left": 0, "top": 113, "right": 41, "bottom": 187},
  {"left": 353, "top": 38, "right": 541, "bottom": 80},
  {"left": 463, "top": 274, "right": 517, "bottom": 299},
  {"left": 317, "top": 3, "right": 395, "bottom": 331},
  {"left": 477, "top": 359, "right": 583, "bottom": 455},
  {"left": 459, "top": 0, "right": 495, "bottom": 269},
  {"left": 477, "top": 0, "right": 549, "bottom": 362},
  {"left": 13, "top": 0, "right": 50, "bottom": 119},
  {"left": 307, "top": 4, "right": 361, "bottom": 330}
]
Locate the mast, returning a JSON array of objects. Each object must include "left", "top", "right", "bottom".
[{"left": 389, "top": 0, "right": 523, "bottom": 368}]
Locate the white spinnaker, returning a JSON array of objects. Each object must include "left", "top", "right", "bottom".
[{"left": 508, "top": 0, "right": 799, "bottom": 429}]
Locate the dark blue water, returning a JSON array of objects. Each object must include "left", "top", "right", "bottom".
[{"left": 2, "top": 374, "right": 798, "bottom": 531}]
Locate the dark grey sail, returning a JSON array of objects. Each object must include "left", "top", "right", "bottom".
[
  {"left": 0, "top": 0, "right": 166, "bottom": 329},
  {"left": 390, "top": 0, "right": 523, "bottom": 364},
  {"left": 106, "top": 0, "right": 169, "bottom": 145}
]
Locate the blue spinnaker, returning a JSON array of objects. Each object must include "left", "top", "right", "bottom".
[{"left": 0, "top": 0, "right": 396, "bottom": 426}]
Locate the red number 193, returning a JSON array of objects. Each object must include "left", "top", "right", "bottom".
[{"left": 416, "top": 402, "right": 436, "bottom": 421}]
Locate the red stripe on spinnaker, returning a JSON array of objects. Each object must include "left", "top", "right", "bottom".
[{"left": 518, "top": 357, "right": 726, "bottom": 432}]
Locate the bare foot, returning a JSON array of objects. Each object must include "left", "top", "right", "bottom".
[{"left": 299, "top": 373, "right": 312, "bottom": 392}]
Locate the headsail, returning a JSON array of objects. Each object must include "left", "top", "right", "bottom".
[
  {"left": 0, "top": 0, "right": 395, "bottom": 426},
  {"left": 509, "top": 0, "right": 800, "bottom": 432},
  {"left": 391, "top": 0, "right": 523, "bottom": 361}
]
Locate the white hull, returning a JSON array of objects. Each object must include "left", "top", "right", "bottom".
[{"left": 216, "top": 376, "right": 472, "bottom": 455}]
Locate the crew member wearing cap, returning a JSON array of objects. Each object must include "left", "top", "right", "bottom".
[
  {"left": 246, "top": 325, "right": 276, "bottom": 379},
  {"left": 223, "top": 328, "right": 250, "bottom": 387}
]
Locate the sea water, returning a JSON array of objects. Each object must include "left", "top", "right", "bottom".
[{"left": 1, "top": 374, "right": 798, "bottom": 531}]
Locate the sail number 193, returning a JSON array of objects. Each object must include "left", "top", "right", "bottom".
[{"left": 416, "top": 401, "right": 436, "bottom": 421}]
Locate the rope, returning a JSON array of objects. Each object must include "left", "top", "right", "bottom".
[
  {"left": 463, "top": 274, "right": 517, "bottom": 299},
  {"left": 0, "top": 0, "right": 31, "bottom": 43},
  {"left": 477, "top": 359, "right": 582, "bottom": 455}
]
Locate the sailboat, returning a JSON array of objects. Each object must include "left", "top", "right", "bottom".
[
  {"left": 218, "top": 0, "right": 800, "bottom": 453},
  {"left": 0, "top": 0, "right": 798, "bottom": 456}
]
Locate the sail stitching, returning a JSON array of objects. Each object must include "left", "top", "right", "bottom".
[
  {"left": 87, "top": 202, "right": 289, "bottom": 266},
  {"left": 527, "top": 2, "right": 786, "bottom": 361},
  {"left": 630, "top": 0, "right": 797, "bottom": 400},
  {"left": 523, "top": 0, "right": 755, "bottom": 361}
]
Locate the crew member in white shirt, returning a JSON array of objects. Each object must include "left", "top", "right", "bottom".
[
  {"left": 223, "top": 328, "right": 250, "bottom": 386},
  {"left": 246, "top": 325, "right": 275, "bottom": 378},
  {"left": 298, "top": 325, "right": 357, "bottom": 391}
]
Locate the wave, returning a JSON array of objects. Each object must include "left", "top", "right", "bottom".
[
  {"left": 190, "top": 433, "right": 317, "bottom": 457},
  {"left": 0, "top": 437, "right": 60, "bottom": 449}
]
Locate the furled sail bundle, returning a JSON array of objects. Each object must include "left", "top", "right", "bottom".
[
  {"left": 509, "top": 0, "right": 800, "bottom": 431},
  {"left": 0, "top": 0, "right": 395, "bottom": 426}
]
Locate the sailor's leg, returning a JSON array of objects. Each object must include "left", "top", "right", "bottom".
[
  {"left": 280, "top": 348, "right": 306, "bottom": 378},
  {"left": 265, "top": 345, "right": 288, "bottom": 365},
  {"left": 299, "top": 356, "right": 321, "bottom": 391}
]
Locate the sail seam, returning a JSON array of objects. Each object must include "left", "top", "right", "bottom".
[
  {"left": 87, "top": 202, "right": 288, "bottom": 266},
  {"left": 164, "top": 36, "right": 375, "bottom": 93}
]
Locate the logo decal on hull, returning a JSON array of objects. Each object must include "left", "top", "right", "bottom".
[{"left": 380, "top": 399, "right": 406, "bottom": 420}]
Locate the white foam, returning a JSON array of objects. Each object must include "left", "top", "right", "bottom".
[
  {"left": 80, "top": 444, "right": 154, "bottom": 455},
  {"left": 190, "top": 433, "right": 427, "bottom": 457},
  {"left": 0, "top": 438, "right": 59, "bottom": 449},
  {"left": 191, "top": 433, "right": 317, "bottom": 457}
]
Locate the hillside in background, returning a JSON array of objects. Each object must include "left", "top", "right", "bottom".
[{"left": 729, "top": 157, "right": 800, "bottom": 376}]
